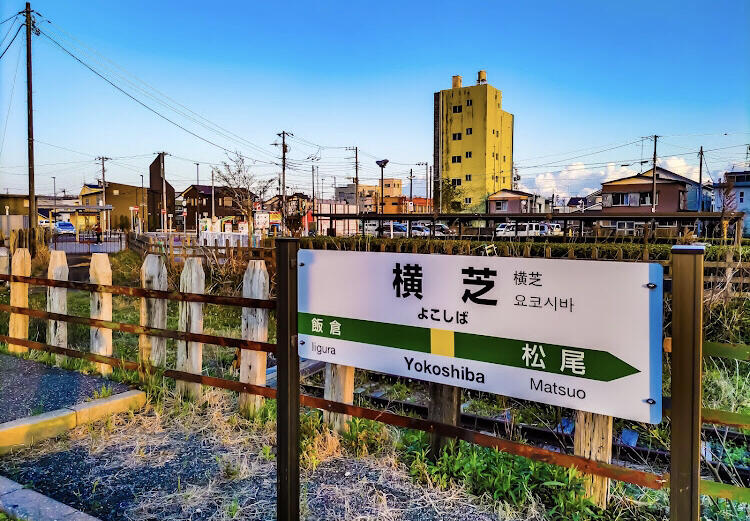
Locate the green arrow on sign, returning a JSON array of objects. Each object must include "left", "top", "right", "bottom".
[{"left": 299, "top": 313, "right": 639, "bottom": 382}]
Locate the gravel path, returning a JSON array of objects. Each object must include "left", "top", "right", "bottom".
[
  {"left": 0, "top": 354, "right": 130, "bottom": 423},
  {"left": 0, "top": 390, "right": 510, "bottom": 521}
]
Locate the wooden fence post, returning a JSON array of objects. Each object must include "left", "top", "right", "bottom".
[
  {"left": 0, "top": 247, "right": 9, "bottom": 284},
  {"left": 139, "top": 254, "right": 167, "bottom": 367},
  {"left": 573, "top": 245, "right": 613, "bottom": 508},
  {"left": 276, "top": 238, "right": 299, "bottom": 521},
  {"left": 176, "top": 258, "right": 205, "bottom": 400},
  {"left": 574, "top": 411, "right": 613, "bottom": 508},
  {"left": 428, "top": 382, "right": 461, "bottom": 460},
  {"left": 47, "top": 250, "right": 68, "bottom": 365},
  {"left": 8, "top": 248, "right": 31, "bottom": 354},
  {"left": 670, "top": 244, "right": 704, "bottom": 521},
  {"left": 324, "top": 363, "right": 354, "bottom": 432},
  {"left": 239, "top": 260, "right": 270, "bottom": 417},
  {"left": 90, "top": 253, "right": 113, "bottom": 375}
]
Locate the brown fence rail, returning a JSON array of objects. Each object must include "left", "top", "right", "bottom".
[{"left": 1, "top": 240, "right": 749, "bottom": 518}]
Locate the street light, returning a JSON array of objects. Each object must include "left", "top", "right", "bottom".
[{"left": 375, "top": 159, "right": 389, "bottom": 215}]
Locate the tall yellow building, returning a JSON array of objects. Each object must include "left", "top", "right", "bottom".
[{"left": 434, "top": 70, "right": 514, "bottom": 211}]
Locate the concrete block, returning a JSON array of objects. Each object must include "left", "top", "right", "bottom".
[
  {"left": 0, "top": 475, "right": 22, "bottom": 496},
  {"left": 69, "top": 390, "right": 146, "bottom": 425},
  {"left": 0, "top": 487, "right": 78, "bottom": 520},
  {"left": 0, "top": 409, "right": 76, "bottom": 454}
]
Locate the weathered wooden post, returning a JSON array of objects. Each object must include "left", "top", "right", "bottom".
[
  {"left": 323, "top": 363, "right": 354, "bottom": 432},
  {"left": 276, "top": 238, "right": 299, "bottom": 521},
  {"left": 239, "top": 260, "right": 270, "bottom": 416},
  {"left": 8, "top": 248, "right": 31, "bottom": 353},
  {"left": 90, "top": 253, "right": 113, "bottom": 374},
  {"left": 574, "top": 411, "right": 613, "bottom": 508},
  {"left": 0, "top": 247, "right": 9, "bottom": 285},
  {"left": 670, "top": 244, "right": 704, "bottom": 521},
  {"left": 176, "top": 257, "right": 205, "bottom": 400},
  {"left": 139, "top": 254, "right": 167, "bottom": 367},
  {"left": 47, "top": 250, "right": 68, "bottom": 365},
  {"left": 428, "top": 381, "right": 461, "bottom": 460}
]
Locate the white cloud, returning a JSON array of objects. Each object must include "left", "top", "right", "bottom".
[
  {"left": 659, "top": 156, "right": 700, "bottom": 182},
  {"left": 525, "top": 161, "right": 638, "bottom": 200}
]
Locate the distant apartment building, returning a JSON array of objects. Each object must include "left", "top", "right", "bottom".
[
  {"left": 334, "top": 180, "right": 401, "bottom": 212},
  {"left": 434, "top": 70, "right": 514, "bottom": 212},
  {"left": 486, "top": 189, "right": 550, "bottom": 214},
  {"left": 601, "top": 167, "right": 711, "bottom": 215}
]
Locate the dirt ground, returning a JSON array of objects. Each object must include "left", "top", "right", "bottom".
[{"left": 0, "top": 389, "right": 515, "bottom": 521}]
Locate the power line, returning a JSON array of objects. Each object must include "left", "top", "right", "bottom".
[
  {"left": 36, "top": 15, "right": 279, "bottom": 161},
  {"left": 0, "top": 36, "right": 22, "bottom": 162},
  {"left": 38, "top": 28, "right": 279, "bottom": 166},
  {"left": 0, "top": 22, "right": 22, "bottom": 60}
]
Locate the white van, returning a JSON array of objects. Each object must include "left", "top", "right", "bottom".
[{"left": 498, "top": 222, "right": 543, "bottom": 237}]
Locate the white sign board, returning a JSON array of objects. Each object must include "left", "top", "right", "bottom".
[
  {"left": 254, "top": 212, "right": 270, "bottom": 230},
  {"left": 298, "top": 250, "right": 663, "bottom": 423}
]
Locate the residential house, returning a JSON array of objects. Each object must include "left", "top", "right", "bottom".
[
  {"left": 601, "top": 167, "right": 711, "bottom": 215},
  {"left": 486, "top": 189, "right": 550, "bottom": 214},
  {"left": 713, "top": 170, "right": 749, "bottom": 236},
  {"left": 79, "top": 181, "right": 147, "bottom": 230},
  {"left": 179, "top": 184, "right": 250, "bottom": 231},
  {"left": 147, "top": 153, "right": 176, "bottom": 231}
]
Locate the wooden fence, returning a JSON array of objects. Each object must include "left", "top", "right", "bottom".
[{"left": 0, "top": 240, "right": 748, "bottom": 520}]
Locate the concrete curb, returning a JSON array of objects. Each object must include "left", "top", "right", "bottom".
[
  {"left": 0, "top": 390, "right": 146, "bottom": 455},
  {"left": 0, "top": 475, "right": 101, "bottom": 521}
]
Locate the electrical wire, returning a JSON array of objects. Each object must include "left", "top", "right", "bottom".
[
  {"left": 0, "top": 36, "right": 22, "bottom": 162},
  {"left": 0, "top": 22, "right": 22, "bottom": 60},
  {"left": 38, "top": 28, "right": 279, "bottom": 166}
]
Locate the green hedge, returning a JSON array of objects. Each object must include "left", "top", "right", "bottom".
[{"left": 301, "top": 236, "right": 749, "bottom": 262}]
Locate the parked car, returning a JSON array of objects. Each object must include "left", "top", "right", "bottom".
[
  {"left": 545, "top": 223, "right": 563, "bottom": 236},
  {"left": 426, "top": 223, "right": 455, "bottom": 236},
  {"left": 54, "top": 221, "right": 76, "bottom": 235},
  {"left": 411, "top": 224, "right": 430, "bottom": 237},
  {"left": 497, "top": 222, "right": 543, "bottom": 237},
  {"left": 375, "top": 222, "right": 408, "bottom": 237},
  {"left": 495, "top": 223, "right": 508, "bottom": 234}
]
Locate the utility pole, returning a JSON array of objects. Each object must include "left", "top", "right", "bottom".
[
  {"left": 159, "top": 152, "right": 167, "bottom": 232},
  {"left": 346, "top": 146, "right": 360, "bottom": 213},
  {"left": 211, "top": 168, "right": 215, "bottom": 221},
  {"left": 96, "top": 156, "right": 111, "bottom": 232},
  {"left": 51, "top": 176, "right": 56, "bottom": 231},
  {"left": 408, "top": 169, "right": 414, "bottom": 211},
  {"left": 275, "top": 131, "right": 292, "bottom": 234},
  {"left": 140, "top": 174, "right": 145, "bottom": 233},
  {"left": 651, "top": 135, "right": 658, "bottom": 213},
  {"left": 311, "top": 165, "right": 315, "bottom": 234},
  {"left": 25, "top": 2, "right": 36, "bottom": 229},
  {"left": 698, "top": 146, "right": 703, "bottom": 212},
  {"left": 195, "top": 162, "right": 200, "bottom": 237}
]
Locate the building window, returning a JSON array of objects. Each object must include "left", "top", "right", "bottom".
[
  {"left": 639, "top": 192, "right": 652, "bottom": 206},
  {"left": 495, "top": 200, "right": 508, "bottom": 211},
  {"left": 465, "top": 174, "right": 472, "bottom": 181},
  {"left": 113, "top": 189, "right": 119, "bottom": 196},
  {"left": 451, "top": 179, "right": 462, "bottom": 186},
  {"left": 464, "top": 197, "right": 472, "bottom": 204},
  {"left": 224, "top": 197, "right": 232, "bottom": 206},
  {"left": 503, "top": 155, "right": 506, "bottom": 162},
  {"left": 452, "top": 133, "right": 462, "bottom": 140},
  {"left": 465, "top": 151, "right": 472, "bottom": 158},
  {"left": 451, "top": 155, "right": 462, "bottom": 163},
  {"left": 612, "top": 193, "right": 629, "bottom": 206},
  {"left": 466, "top": 128, "right": 472, "bottom": 135},
  {"left": 740, "top": 191, "right": 745, "bottom": 203},
  {"left": 452, "top": 105, "right": 462, "bottom": 113},
  {"left": 466, "top": 99, "right": 472, "bottom": 106},
  {"left": 218, "top": 198, "right": 223, "bottom": 206}
]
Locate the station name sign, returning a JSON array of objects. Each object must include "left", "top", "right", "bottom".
[{"left": 298, "top": 250, "right": 663, "bottom": 423}]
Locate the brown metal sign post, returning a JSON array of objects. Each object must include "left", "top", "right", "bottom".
[
  {"left": 276, "top": 238, "right": 300, "bottom": 521},
  {"left": 670, "top": 244, "right": 704, "bottom": 521}
]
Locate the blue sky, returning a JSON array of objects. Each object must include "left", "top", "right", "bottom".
[{"left": 1, "top": 0, "right": 748, "bottom": 199}]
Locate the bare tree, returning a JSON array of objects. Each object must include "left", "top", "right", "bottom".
[{"left": 212, "top": 152, "right": 274, "bottom": 238}]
